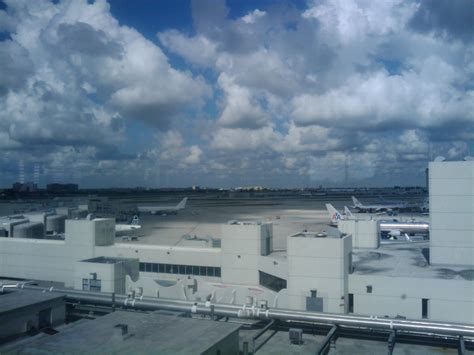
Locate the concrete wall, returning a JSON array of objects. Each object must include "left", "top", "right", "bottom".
[
  {"left": 46, "top": 215, "right": 66, "bottom": 234},
  {"left": 338, "top": 220, "right": 379, "bottom": 249},
  {"left": 429, "top": 161, "right": 474, "bottom": 266},
  {"left": 74, "top": 259, "right": 139, "bottom": 294},
  {"left": 349, "top": 274, "right": 474, "bottom": 323},
  {"left": 65, "top": 219, "right": 99, "bottom": 259},
  {"left": 0, "top": 239, "right": 74, "bottom": 286},
  {"left": 93, "top": 219, "right": 115, "bottom": 246},
  {"left": 258, "top": 255, "right": 288, "bottom": 280},
  {"left": 23, "top": 213, "right": 47, "bottom": 226},
  {"left": 287, "top": 234, "right": 352, "bottom": 313},
  {"left": 3, "top": 219, "right": 29, "bottom": 238},
  {"left": 0, "top": 219, "right": 116, "bottom": 287},
  {"left": 23, "top": 213, "right": 47, "bottom": 238},
  {"left": 0, "top": 217, "right": 225, "bottom": 299},
  {"left": 203, "top": 329, "right": 239, "bottom": 355},
  {"left": 13, "top": 222, "right": 45, "bottom": 239},
  {"left": 96, "top": 243, "right": 222, "bottom": 297},
  {"left": 0, "top": 299, "right": 65, "bottom": 340},
  {"left": 221, "top": 222, "right": 272, "bottom": 285}
]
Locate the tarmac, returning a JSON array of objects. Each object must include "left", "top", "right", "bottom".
[
  {"left": 119, "top": 197, "right": 428, "bottom": 251},
  {"left": 0, "top": 195, "right": 428, "bottom": 252}
]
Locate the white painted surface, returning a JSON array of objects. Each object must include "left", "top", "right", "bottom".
[
  {"left": 287, "top": 234, "right": 351, "bottom": 313},
  {"left": 429, "top": 161, "right": 474, "bottom": 266}
]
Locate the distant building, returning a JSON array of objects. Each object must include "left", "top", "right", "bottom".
[
  {"left": 12, "top": 182, "right": 37, "bottom": 192},
  {"left": 46, "top": 183, "right": 79, "bottom": 193}
]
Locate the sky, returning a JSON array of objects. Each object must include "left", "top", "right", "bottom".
[{"left": 0, "top": 0, "right": 472, "bottom": 188}]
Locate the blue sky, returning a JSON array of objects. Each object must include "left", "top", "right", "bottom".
[{"left": 0, "top": 0, "right": 472, "bottom": 188}]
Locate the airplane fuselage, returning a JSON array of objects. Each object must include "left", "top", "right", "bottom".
[
  {"left": 137, "top": 206, "right": 180, "bottom": 214},
  {"left": 137, "top": 197, "right": 187, "bottom": 215}
]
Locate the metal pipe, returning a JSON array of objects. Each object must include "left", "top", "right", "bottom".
[{"left": 7, "top": 284, "right": 474, "bottom": 338}]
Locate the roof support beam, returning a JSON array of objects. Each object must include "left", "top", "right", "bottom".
[
  {"left": 252, "top": 320, "right": 276, "bottom": 353},
  {"left": 388, "top": 330, "right": 396, "bottom": 355},
  {"left": 316, "top": 325, "right": 338, "bottom": 355},
  {"left": 459, "top": 336, "right": 466, "bottom": 355}
]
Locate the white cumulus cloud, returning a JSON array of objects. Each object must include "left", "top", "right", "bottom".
[{"left": 241, "top": 9, "right": 266, "bottom": 24}]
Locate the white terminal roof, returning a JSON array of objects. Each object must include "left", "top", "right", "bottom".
[
  {"left": 352, "top": 242, "right": 474, "bottom": 281},
  {"left": 227, "top": 220, "right": 263, "bottom": 225}
]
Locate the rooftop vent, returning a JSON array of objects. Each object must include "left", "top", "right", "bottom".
[
  {"left": 289, "top": 328, "right": 303, "bottom": 345},
  {"left": 113, "top": 324, "right": 128, "bottom": 341}
]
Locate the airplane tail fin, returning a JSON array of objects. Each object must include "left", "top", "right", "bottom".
[
  {"left": 325, "top": 203, "right": 343, "bottom": 224},
  {"left": 344, "top": 206, "right": 353, "bottom": 218},
  {"left": 131, "top": 215, "right": 140, "bottom": 225},
  {"left": 352, "top": 196, "right": 362, "bottom": 207},
  {"left": 177, "top": 197, "right": 188, "bottom": 209}
]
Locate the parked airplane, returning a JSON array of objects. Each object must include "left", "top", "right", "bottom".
[
  {"left": 351, "top": 196, "right": 407, "bottom": 213},
  {"left": 137, "top": 197, "right": 188, "bottom": 215},
  {"left": 115, "top": 215, "right": 141, "bottom": 236},
  {"left": 378, "top": 221, "right": 430, "bottom": 237},
  {"left": 377, "top": 195, "right": 405, "bottom": 204},
  {"left": 378, "top": 195, "right": 428, "bottom": 213},
  {"left": 326, "top": 203, "right": 346, "bottom": 225},
  {"left": 325, "top": 204, "right": 429, "bottom": 238}
]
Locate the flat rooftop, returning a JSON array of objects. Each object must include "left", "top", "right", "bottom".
[
  {"left": 267, "top": 250, "right": 288, "bottom": 262},
  {"left": 239, "top": 326, "right": 464, "bottom": 355},
  {"left": 352, "top": 242, "right": 474, "bottom": 280},
  {"left": 227, "top": 220, "right": 263, "bottom": 225},
  {"left": 0, "top": 290, "right": 64, "bottom": 315},
  {"left": 290, "top": 229, "right": 346, "bottom": 239},
  {"left": 81, "top": 256, "right": 136, "bottom": 264},
  {"left": 114, "top": 198, "right": 342, "bottom": 249},
  {"left": 8, "top": 311, "right": 240, "bottom": 354}
]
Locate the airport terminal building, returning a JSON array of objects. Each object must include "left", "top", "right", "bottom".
[{"left": 0, "top": 160, "right": 473, "bottom": 325}]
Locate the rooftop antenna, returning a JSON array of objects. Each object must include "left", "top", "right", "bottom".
[
  {"left": 344, "top": 154, "right": 349, "bottom": 187},
  {"left": 18, "top": 160, "right": 25, "bottom": 184},
  {"left": 33, "top": 163, "right": 40, "bottom": 186}
]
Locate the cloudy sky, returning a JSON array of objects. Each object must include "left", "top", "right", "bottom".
[{"left": 0, "top": 0, "right": 472, "bottom": 188}]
